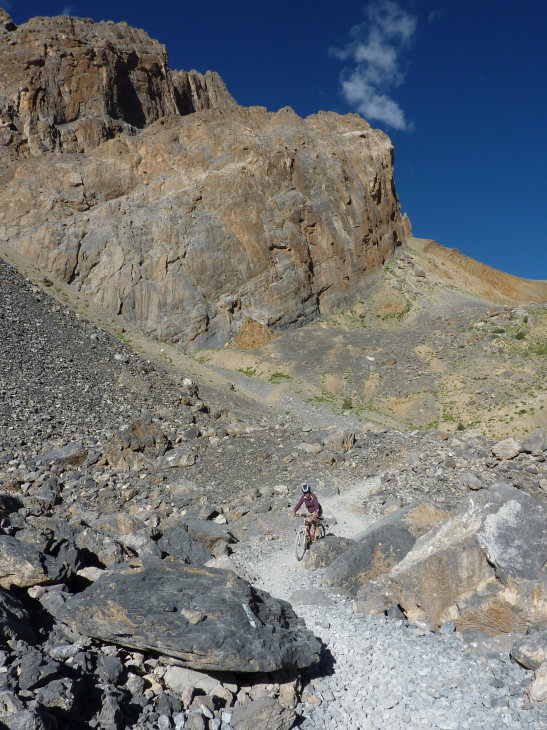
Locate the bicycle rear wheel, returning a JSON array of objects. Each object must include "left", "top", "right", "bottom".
[{"left": 295, "top": 527, "right": 307, "bottom": 561}]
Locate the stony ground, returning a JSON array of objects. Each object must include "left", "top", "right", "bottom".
[
  {"left": 1, "top": 253, "right": 546, "bottom": 729},
  {"left": 195, "top": 241, "right": 547, "bottom": 439}
]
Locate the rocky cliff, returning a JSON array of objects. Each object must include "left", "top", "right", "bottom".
[
  {"left": 0, "top": 10, "right": 404, "bottom": 348},
  {"left": 0, "top": 9, "right": 235, "bottom": 158}
]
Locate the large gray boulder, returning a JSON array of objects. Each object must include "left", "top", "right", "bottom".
[
  {"left": 88, "top": 512, "right": 161, "bottom": 558},
  {"left": 324, "top": 503, "right": 451, "bottom": 596},
  {"left": 157, "top": 527, "right": 212, "bottom": 564},
  {"left": 520, "top": 428, "right": 547, "bottom": 456},
  {"left": 35, "top": 442, "right": 88, "bottom": 467},
  {"left": 355, "top": 485, "right": 547, "bottom": 633},
  {"left": 491, "top": 438, "right": 520, "bottom": 460},
  {"left": 73, "top": 526, "right": 126, "bottom": 567},
  {"left": 104, "top": 414, "right": 170, "bottom": 470},
  {"left": 303, "top": 536, "right": 355, "bottom": 570},
  {"left": 184, "top": 520, "right": 236, "bottom": 552},
  {"left": 59, "top": 557, "right": 321, "bottom": 672},
  {"left": 229, "top": 697, "right": 296, "bottom": 730},
  {"left": 0, "top": 535, "right": 67, "bottom": 589},
  {"left": 511, "top": 630, "right": 547, "bottom": 670}
]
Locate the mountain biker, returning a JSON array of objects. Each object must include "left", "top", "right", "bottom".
[{"left": 291, "top": 484, "right": 322, "bottom": 541}]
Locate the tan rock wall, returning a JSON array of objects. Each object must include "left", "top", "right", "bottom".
[
  {"left": 0, "top": 12, "right": 234, "bottom": 159},
  {"left": 1, "top": 107, "right": 403, "bottom": 347},
  {"left": 0, "top": 12, "right": 404, "bottom": 348}
]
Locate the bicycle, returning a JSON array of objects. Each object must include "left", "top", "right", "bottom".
[{"left": 294, "top": 513, "right": 327, "bottom": 561}]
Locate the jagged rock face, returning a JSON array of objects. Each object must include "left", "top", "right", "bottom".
[
  {"left": 0, "top": 11, "right": 234, "bottom": 158},
  {"left": 173, "top": 69, "right": 237, "bottom": 115},
  {"left": 0, "top": 11, "right": 404, "bottom": 349}
]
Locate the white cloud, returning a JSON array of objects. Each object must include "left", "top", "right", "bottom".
[
  {"left": 61, "top": 6, "right": 73, "bottom": 15},
  {"left": 330, "top": 1, "right": 416, "bottom": 131}
]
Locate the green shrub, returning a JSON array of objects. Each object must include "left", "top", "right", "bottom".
[
  {"left": 268, "top": 372, "right": 291, "bottom": 384},
  {"left": 237, "top": 367, "right": 257, "bottom": 377}
]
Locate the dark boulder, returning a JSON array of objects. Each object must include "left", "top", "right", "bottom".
[
  {"left": 59, "top": 557, "right": 321, "bottom": 672},
  {"left": 520, "top": 428, "right": 547, "bottom": 455},
  {"left": 35, "top": 442, "right": 88, "bottom": 467},
  {"left": 0, "top": 494, "right": 23, "bottom": 516},
  {"left": 0, "top": 535, "right": 67, "bottom": 589},
  {"left": 15, "top": 647, "right": 62, "bottom": 692},
  {"left": 157, "top": 527, "right": 212, "bottom": 564}
]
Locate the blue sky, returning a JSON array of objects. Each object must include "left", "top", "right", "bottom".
[{"left": 8, "top": 1, "right": 547, "bottom": 280}]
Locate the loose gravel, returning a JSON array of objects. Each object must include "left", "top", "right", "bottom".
[{"left": 233, "top": 535, "right": 547, "bottom": 730}]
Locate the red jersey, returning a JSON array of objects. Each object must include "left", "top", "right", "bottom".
[{"left": 294, "top": 492, "right": 321, "bottom": 514}]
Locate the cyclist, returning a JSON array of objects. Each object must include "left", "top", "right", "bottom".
[{"left": 291, "top": 484, "right": 322, "bottom": 541}]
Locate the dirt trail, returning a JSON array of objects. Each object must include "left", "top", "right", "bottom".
[
  {"left": 233, "top": 474, "right": 383, "bottom": 601},
  {"left": 321, "top": 476, "right": 382, "bottom": 538}
]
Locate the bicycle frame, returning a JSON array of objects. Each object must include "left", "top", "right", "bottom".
[{"left": 294, "top": 514, "right": 326, "bottom": 560}]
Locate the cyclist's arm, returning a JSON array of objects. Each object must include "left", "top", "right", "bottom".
[{"left": 292, "top": 494, "right": 305, "bottom": 517}]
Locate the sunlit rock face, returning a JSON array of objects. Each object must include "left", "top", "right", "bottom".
[
  {"left": 0, "top": 10, "right": 404, "bottom": 348},
  {"left": 0, "top": 10, "right": 235, "bottom": 157}
]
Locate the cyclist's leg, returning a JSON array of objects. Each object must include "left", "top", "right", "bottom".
[{"left": 310, "top": 512, "right": 318, "bottom": 541}]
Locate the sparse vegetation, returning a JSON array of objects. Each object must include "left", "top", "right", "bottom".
[
  {"left": 306, "top": 389, "right": 336, "bottom": 405},
  {"left": 381, "top": 299, "right": 412, "bottom": 321},
  {"left": 116, "top": 333, "right": 132, "bottom": 346},
  {"left": 528, "top": 340, "right": 547, "bottom": 357},
  {"left": 268, "top": 372, "right": 292, "bottom": 384},
  {"left": 237, "top": 366, "right": 258, "bottom": 377}
]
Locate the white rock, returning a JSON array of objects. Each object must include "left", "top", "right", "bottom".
[
  {"left": 491, "top": 437, "right": 520, "bottom": 460},
  {"left": 76, "top": 566, "right": 104, "bottom": 582}
]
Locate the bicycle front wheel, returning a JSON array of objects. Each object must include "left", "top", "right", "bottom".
[{"left": 295, "top": 527, "right": 307, "bottom": 561}]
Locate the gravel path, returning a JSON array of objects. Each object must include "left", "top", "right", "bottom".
[{"left": 232, "top": 488, "right": 547, "bottom": 730}]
